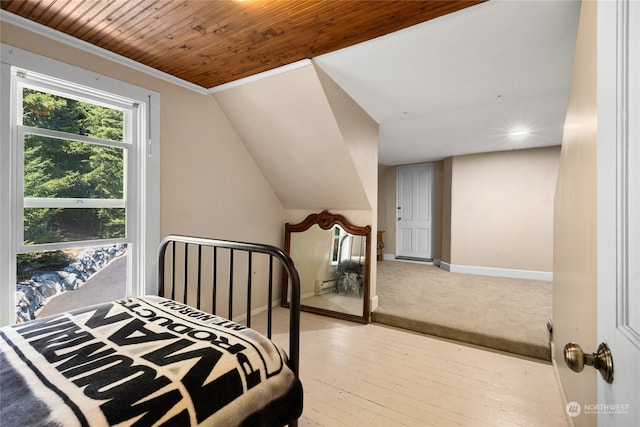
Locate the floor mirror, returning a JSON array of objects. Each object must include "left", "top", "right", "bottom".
[{"left": 282, "top": 210, "right": 371, "bottom": 323}]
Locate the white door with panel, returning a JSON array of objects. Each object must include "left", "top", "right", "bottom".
[
  {"left": 597, "top": 0, "right": 639, "bottom": 423},
  {"left": 396, "top": 163, "right": 433, "bottom": 260}
]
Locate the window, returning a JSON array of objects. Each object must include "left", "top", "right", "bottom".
[
  {"left": 330, "top": 225, "right": 345, "bottom": 264},
  {"left": 1, "top": 45, "right": 160, "bottom": 326},
  {"left": 18, "top": 77, "right": 129, "bottom": 248}
]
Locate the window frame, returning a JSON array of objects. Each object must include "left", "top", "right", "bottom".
[
  {"left": 1, "top": 44, "right": 160, "bottom": 326},
  {"left": 330, "top": 225, "right": 344, "bottom": 265},
  {"left": 16, "top": 73, "right": 133, "bottom": 251}
]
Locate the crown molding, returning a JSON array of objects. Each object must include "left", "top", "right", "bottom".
[
  {"left": 2, "top": 10, "right": 315, "bottom": 96},
  {"left": 0, "top": 10, "right": 208, "bottom": 94},
  {"left": 208, "top": 59, "right": 312, "bottom": 94}
]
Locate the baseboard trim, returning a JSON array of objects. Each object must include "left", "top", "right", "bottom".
[
  {"left": 370, "top": 295, "right": 379, "bottom": 312},
  {"left": 383, "top": 253, "right": 395, "bottom": 261},
  {"left": 383, "top": 254, "right": 434, "bottom": 265},
  {"left": 440, "top": 262, "right": 552, "bottom": 281}
]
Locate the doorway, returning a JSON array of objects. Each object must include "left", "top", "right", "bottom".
[{"left": 396, "top": 163, "right": 433, "bottom": 260}]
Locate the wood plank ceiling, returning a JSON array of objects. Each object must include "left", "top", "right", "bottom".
[{"left": 1, "top": 0, "right": 483, "bottom": 89}]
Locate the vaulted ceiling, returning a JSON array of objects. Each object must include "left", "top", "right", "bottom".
[{"left": 0, "top": 0, "right": 482, "bottom": 89}]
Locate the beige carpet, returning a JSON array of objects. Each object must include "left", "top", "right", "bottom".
[{"left": 372, "top": 261, "right": 552, "bottom": 360}]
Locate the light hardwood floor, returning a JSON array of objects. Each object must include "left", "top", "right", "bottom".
[{"left": 260, "top": 308, "right": 570, "bottom": 427}]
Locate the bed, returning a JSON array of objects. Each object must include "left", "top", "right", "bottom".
[{"left": 0, "top": 235, "right": 303, "bottom": 427}]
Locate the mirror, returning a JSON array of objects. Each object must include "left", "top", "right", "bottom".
[{"left": 282, "top": 210, "right": 371, "bottom": 324}]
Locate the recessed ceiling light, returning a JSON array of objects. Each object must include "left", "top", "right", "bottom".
[{"left": 509, "top": 128, "right": 530, "bottom": 139}]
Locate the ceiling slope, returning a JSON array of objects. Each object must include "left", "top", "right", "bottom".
[{"left": 213, "top": 64, "right": 372, "bottom": 211}]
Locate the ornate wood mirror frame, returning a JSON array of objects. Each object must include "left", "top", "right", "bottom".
[{"left": 282, "top": 210, "right": 371, "bottom": 324}]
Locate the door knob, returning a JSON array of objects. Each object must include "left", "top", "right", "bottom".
[{"left": 563, "top": 342, "right": 614, "bottom": 384}]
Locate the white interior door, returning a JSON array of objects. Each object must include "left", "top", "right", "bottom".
[
  {"left": 597, "top": 1, "right": 639, "bottom": 423},
  {"left": 396, "top": 163, "right": 433, "bottom": 260}
]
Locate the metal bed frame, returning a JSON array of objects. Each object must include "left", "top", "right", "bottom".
[{"left": 157, "top": 235, "right": 302, "bottom": 425}]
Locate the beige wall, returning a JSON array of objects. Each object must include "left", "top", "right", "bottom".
[
  {"left": 212, "top": 61, "right": 379, "bottom": 310},
  {"left": 377, "top": 164, "right": 397, "bottom": 254},
  {"left": 213, "top": 65, "right": 373, "bottom": 211},
  {"left": 450, "top": 146, "right": 559, "bottom": 272},
  {"left": 552, "top": 1, "right": 598, "bottom": 425},
  {"left": 432, "top": 161, "right": 444, "bottom": 263},
  {"left": 2, "top": 21, "right": 381, "bottom": 312},
  {"left": 1, "top": 22, "right": 286, "bottom": 247},
  {"left": 1, "top": 22, "right": 288, "bottom": 312},
  {"left": 308, "top": 66, "right": 379, "bottom": 309},
  {"left": 442, "top": 157, "right": 453, "bottom": 263},
  {"left": 378, "top": 147, "right": 559, "bottom": 274},
  {"left": 315, "top": 64, "right": 378, "bottom": 213},
  {"left": 315, "top": 65, "right": 379, "bottom": 305}
]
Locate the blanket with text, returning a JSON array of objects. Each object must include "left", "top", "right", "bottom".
[{"left": 0, "top": 296, "right": 302, "bottom": 427}]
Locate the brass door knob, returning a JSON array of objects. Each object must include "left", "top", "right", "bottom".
[{"left": 563, "top": 342, "right": 614, "bottom": 384}]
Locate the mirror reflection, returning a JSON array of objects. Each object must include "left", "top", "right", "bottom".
[{"left": 283, "top": 211, "right": 370, "bottom": 323}]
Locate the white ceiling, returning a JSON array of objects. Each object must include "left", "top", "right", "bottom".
[{"left": 314, "top": 0, "right": 581, "bottom": 166}]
